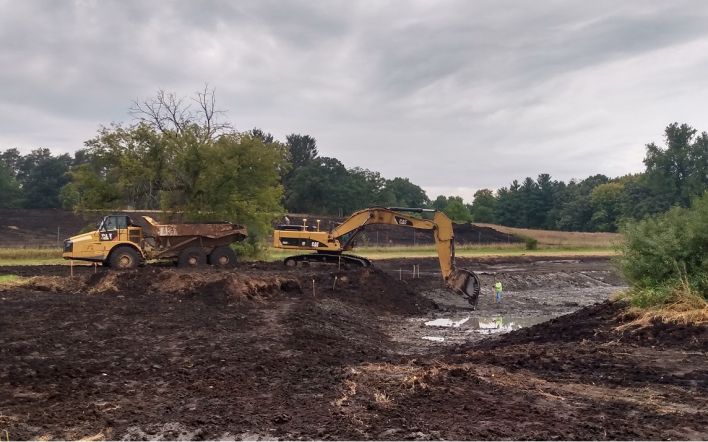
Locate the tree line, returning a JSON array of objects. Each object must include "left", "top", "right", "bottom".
[
  {"left": 1, "top": 88, "right": 706, "bottom": 234},
  {"left": 467, "top": 123, "right": 707, "bottom": 231}
]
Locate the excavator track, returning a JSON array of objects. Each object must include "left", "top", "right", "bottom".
[{"left": 283, "top": 252, "right": 372, "bottom": 268}]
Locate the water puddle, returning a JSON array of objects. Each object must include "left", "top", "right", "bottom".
[
  {"left": 472, "top": 315, "right": 554, "bottom": 334},
  {"left": 425, "top": 317, "right": 470, "bottom": 327},
  {"left": 423, "top": 314, "right": 554, "bottom": 335}
]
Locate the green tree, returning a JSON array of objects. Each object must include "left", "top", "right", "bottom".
[
  {"left": 556, "top": 175, "right": 610, "bottom": 231},
  {"left": 432, "top": 195, "right": 448, "bottom": 211},
  {"left": 180, "top": 133, "right": 287, "bottom": 235},
  {"left": 348, "top": 167, "right": 392, "bottom": 208},
  {"left": 61, "top": 124, "right": 166, "bottom": 210},
  {"left": 535, "top": 173, "right": 559, "bottom": 228},
  {"left": 285, "top": 157, "right": 356, "bottom": 215},
  {"left": 643, "top": 123, "right": 708, "bottom": 211},
  {"left": 495, "top": 180, "right": 521, "bottom": 227},
  {"left": 469, "top": 189, "right": 496, "bottom": 223},
  {"left": 519, "top": 177, "right": 539, "bottom": 227},
  {"left": 442, "top": 196, "right": 471, "bottom": 222},
  {"left": 0, "top": 148, "right": 21, "bottom": 176},
  {"left": 15, "top": 148, "right": 71, "bottom": 208},
  {"left": 0, "top": 160, "right": 21, "bottom": 208},
  {"left": 383, "top": 177, "right": 429, "bottom": 208},
  {"left": 589, "top": 182, "right": 624, "bottom": 232},
  {"left": 618, "top": 174, "right": 655, "bottom": 220},
  {"left": 286, "top": 134, "right": 318, "bottom": 169},
  {"left": 248, "top": 128, "right": 275, "bottom": 144}
]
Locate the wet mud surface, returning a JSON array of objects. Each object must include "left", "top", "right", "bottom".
[{"left": 0, "top": 256, "right": 706, "bottom": 440}]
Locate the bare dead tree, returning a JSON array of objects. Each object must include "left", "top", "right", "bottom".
[
  {"left": 193, "top": 84, "right": 232, "bottom": 141},
  {"left": 130, "top": 85, "right": 233, "bottom": 142}
]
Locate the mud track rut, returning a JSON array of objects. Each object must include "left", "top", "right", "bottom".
[{"left": 0, "top": 256, "right": 705, "bottom": 440}]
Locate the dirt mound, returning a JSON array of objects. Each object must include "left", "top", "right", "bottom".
[
  {"left": 13, "top": 266, "right": 436, "bottom": 315},
  {"left": 309, "top": 267, "right": 437, "bottom": 315},
  {"left": 20, "top": 269, "right": 302, "bottom": 304},
  {"left": 478, "top": 300, "right": 707, "bottom": 351}
]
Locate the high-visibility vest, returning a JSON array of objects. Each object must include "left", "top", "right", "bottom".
[{"left": 494, "top": 282, "right": 503, "bottom": 292}]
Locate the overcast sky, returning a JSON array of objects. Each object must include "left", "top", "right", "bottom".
[{"left": 2, "top": 0, "right": 707, "bottom": 201}]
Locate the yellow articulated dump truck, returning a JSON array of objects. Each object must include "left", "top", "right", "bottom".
[{"left": 63, "top": 215, "right": 247, "bottom": 270}]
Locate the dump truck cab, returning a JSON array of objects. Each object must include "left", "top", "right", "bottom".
[{"left": 63, "top": 215, "right": 144, "bottom": 267}]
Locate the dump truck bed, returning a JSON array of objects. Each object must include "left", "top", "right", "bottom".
[
  {"left": 141, "top": 216, "right": 248, "bottom": 260},
  {"left": 142, "top": 216, "right": 247, "bottom": 239}
]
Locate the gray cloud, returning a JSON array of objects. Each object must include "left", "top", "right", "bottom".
[{"left": 2, "top": 0, "right": 708, "bottom": 201}]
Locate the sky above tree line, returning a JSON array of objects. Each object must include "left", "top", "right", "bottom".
[{"left": 1, "top": 0, "right": 708, "bottom": 201}]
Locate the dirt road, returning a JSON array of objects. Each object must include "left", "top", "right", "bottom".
[{"left": 0, "top": 256, "right": 705, "bottom": 440}]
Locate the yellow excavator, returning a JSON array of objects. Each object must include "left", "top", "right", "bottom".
[{"left": 273, "top": 207, "right": 481, "bottom": 308}]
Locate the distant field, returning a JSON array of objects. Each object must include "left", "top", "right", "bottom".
[{"left": 474, "top": 223, "right": 621, "bottom": 248}]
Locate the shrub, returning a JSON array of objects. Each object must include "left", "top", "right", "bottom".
[
  {"left": 524, "top": 237, "right": 539, "bottom": 250},
  {"left": 618, "top": 192, "right": 708, "bottom": 307},
  {"left": 231, "top": 229, "right": 269, "bottom": 260}
]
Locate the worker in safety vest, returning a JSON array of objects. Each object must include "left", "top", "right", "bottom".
[{"left": 494, "top": 281, "right": 503, "bottom": 303}]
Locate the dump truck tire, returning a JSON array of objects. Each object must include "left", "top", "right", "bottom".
[
  {"left": 108, "top": 246, "right": 140, "bottom": 270},
  {"left": 208, "top": 246, "right": 237, "bottom": 268},
  {"left": 178, "top": 247, "right": 206, "bottom": 268}
]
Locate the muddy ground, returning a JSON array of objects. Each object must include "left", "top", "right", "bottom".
[{"left": 0, "top": 256, "right": 705, "bottom": 440}]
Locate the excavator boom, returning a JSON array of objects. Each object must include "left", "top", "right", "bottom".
[{"left": 273, "top": 207, "right": 481, "bottom": 308}]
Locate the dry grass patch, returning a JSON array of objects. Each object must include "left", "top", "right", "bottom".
[
  {"left": 474, "top": 223, "right": 621, "bottom": 247},
  {"left": 619, "top": 282, "right": 708, "bottom": 327},
  {"left": 0, "top": 247, "right": 62, "bottom": 260}
]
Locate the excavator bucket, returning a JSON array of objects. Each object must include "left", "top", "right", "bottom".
[{"left": 448, "top": 268, "right": 481, "bottom": 309}]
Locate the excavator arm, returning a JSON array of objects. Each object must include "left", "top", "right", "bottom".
[{"left": 273, "top": 207, "right": 481, "bottom": 308}]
